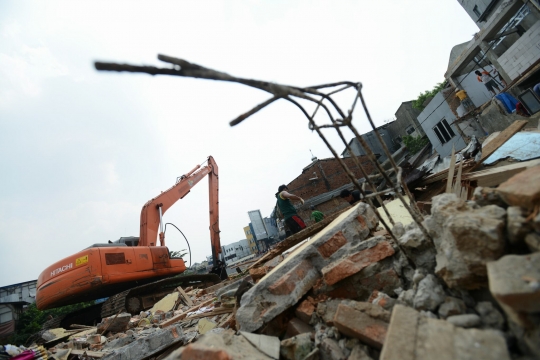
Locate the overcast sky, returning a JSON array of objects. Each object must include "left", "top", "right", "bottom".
[{"left": 0, "top": 1, "right": 479, "bottom": 287}]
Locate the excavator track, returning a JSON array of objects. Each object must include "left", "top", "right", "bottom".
[
  {"left": 41, "top": 273, "right": 221, "bottom": 330},
  {"left": 100, "top": 273, "right": 221, "bottom": 318}
]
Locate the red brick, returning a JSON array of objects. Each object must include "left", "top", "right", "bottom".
[
  {"left": 249, "top": 267, "right": 268, "bottom": 283},
  {"left": 295, "top": 299, "right": 316, "bottom": 323},
  {"left": 182, "top": 344, "right": 232, "bottom": 360},
  {"left": 286, "top": 156, "right": 377, "bottom": 226},
  {"left": 317, "top": 231, "right": 347, "bottom": 258},
  {"left": 286, "top": 317, "right": 315, "bottom": 337},
  {"left": 497, "top": 166, "right": 540, "bottom": 210},
  {"left": 333, "top": 304, "right": 388, "bottom": 349},
  {"left": 268, "top": 260, "right": 314, "bottom": 296},
  {"left": 368, "top": 290, "right": 381, "bottom": 303},
  {"left": 357, "top": 215, "right": 367, "bottom": 228},
  {"left": 322, "top": 241, "right": 395, "bottom": 286}
]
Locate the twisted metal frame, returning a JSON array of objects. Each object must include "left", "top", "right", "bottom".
[{"left": 95, "top": 55, "right": 435, "bottom": 265}]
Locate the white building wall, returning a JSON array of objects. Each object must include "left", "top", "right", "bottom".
[
  {"left": 456, "top": 65, "right": 495, "bottom": 107},
  {"left": 418, "top": 92, "right": 468, "bottom": 158},
  {"left": 498, "top": 20, "right": 540, "bottom": 80}
]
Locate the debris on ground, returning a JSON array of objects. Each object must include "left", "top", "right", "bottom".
[{"left": 4, "top": 123, "right": 540, "bottom": 359}]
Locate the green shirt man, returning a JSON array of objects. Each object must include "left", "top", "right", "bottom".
[{"left": 310, "top": 205, "right": 324, "bottom": 223}]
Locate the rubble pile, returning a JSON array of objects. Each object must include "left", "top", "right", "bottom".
[{"left": 4, "top": 167, "right": 540, "bottom": 359}]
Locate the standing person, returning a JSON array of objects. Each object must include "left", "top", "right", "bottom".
[
  {"left": 275, "top": 185, "right": 306, "bottom": 235},
  {"left": 310, "top": 205, "right": 325, "bottom": 223},
  {"left": 340, "top": 188, "right": 362, "bottom": 205},
  {"left": 455, "top": 88, "right": 476, "bottom": 112},
  {"left": 475, "top": 70, "right": 501, "bottom": 96},
  {"left": 340, "top": 188, "right": 380, "bottom": 207}
]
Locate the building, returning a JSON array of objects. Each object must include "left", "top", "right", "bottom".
[
  {"left": 284, "top": 155, "right": 377, "bottom": 225},
  {"left": 387, "top": 101, "right": 426, "bottom": 146},
  {"left": 243, "top": 226, "right": 258, "bottom": 254},
  {"left": 417, "top": 86, "right": 470, "bottom": 158},
  {"left": 0, "top": 280, "right": 37, "bottom": 339},
  {"left": 221, "top": 239, "right": 251, "bottom": 265},
  {"left": 341, "top": 123, "right": 400, "bottom": 162},
  {"left": 447, "top": 0, "right": 540, "bottom": 101}
]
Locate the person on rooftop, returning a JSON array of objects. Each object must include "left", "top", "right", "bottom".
[{"left": 275, "top": 185, "right": 306, "bottom": 235}]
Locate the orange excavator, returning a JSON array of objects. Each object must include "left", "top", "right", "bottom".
[{"left": 36, "top": 156, "right": 223, "bottom": 320}]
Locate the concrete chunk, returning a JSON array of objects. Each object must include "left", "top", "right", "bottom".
[
  {"left": 497, "top": 165, "right": 540, "bottom": 210},
  {"left": 380, "top": 305, "right": 510, "bottom": 360},
  {"left": 332, "top": 304, "right": 388, "bottom": 349},
  {"left": 487, "top": 252, "right": 540, "bottom": 313}
]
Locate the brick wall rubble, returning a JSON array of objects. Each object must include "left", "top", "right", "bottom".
[{"left": 13, "top": 167, "right": 540, "bottom": 360}]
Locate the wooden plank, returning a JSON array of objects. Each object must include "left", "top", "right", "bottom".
[
  {"left": 453, "top": 160, "right": 463, "bottom": 197},
  {"left": 446, "top": 145, "right": 456, "bottom": 193},
  {"left": 159, "top": 298, "right": 215, "bottom": 328},
  {"left": 462, "top": 158, "right": 540, "bottom": 187},
  {"left": 472, "top": 120, "right": 528, "bottom": 170},
  {"left": 421, "top": 160, "right": 475, "bottom": 185},
  {"left": 183, "top": 307, "right": 233, "bottom": 321},
  {"left": 176, "top": 286, "right": 193, "bottom": 307}
]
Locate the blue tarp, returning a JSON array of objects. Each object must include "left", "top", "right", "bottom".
[{"left": 495, "top": 92, "right": 519, "bottom": 114}]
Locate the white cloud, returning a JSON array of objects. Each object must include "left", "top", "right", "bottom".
[{"left": 0, "top": 22, "right": 68, "bottom": 108}]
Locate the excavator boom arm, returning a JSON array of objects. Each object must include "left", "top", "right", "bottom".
[{"left": 139, "top": 157, "right": 221, "bottom": 263}]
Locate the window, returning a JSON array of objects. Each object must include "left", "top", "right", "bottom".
[
  {"left": 406, "top": 126, "right": 415, "bottom": 135},
  {"left": 433, "top": 119, "right": 456, "bottom": 144},
  {"left": 473, "top": 5, "right": 481, "bottom": 18}
]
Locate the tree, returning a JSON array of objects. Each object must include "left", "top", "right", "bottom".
[
  {"left": 403, "top": 135, "right": 429, "bottom": 155},
  {"left": 412, "top": 82, "right": 446, "bottom": 110},
  {"left": 169, "top": 249, "right": 188, "bottom": 259},
  {"left": 7, "top": 302, "right": 93, "bottom": 346}
]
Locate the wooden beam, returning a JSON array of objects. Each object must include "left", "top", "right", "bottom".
[
  {"left": 463, "top": 159, "right": 540, "bottom": 187},
  {"left": 176, "top": 286, "right": 193, "bottom": 307},
  {"left": 182, "top": 307, "right": 233, "bottom": 321},
  {"left": 159, "top": 298, "right": 215, "bottom": 328},
  {"left": 471, "top": 120, "right": 529, "bottom": 170},
  {"left": 446, "top": 145, "right": 456, "bottom": 193}
]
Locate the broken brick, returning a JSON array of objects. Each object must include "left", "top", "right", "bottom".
[
  {"left": 268, "top": 260, "right": 315, "bottom": 296},
  {"left": 333, "top": 304, "right": 388, "bottom": 349},
  {"left": 285, "top": 317, "right": 314, "bottom": 338},
  {"left": 181, "top": 344, "right": 232, "bottom": 360},
  {"left": 295, "top": 299, "right": 315, "bottom": 324},
  {"left": 249, "top": 267, "right": 268, "bottom": 283},
  {"left": 317, "top": 231, "right": 347, "bottom": 258},
  {"left": 322, "top": 241, "right": 395, "bottom": 286}
]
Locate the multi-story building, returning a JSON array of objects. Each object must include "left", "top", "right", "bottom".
[
  {"left": 221, "top": 239, "right": 252, "bottom": 265},
  {"left": 243, "top": 225, "right": 258, "bottom": 254},
  {"left": 387, "top": 101, "right": 426, "bottom": 146},
  {"left": 417, "top": 0, "right": 540, "bottom": 157},
  {"left": 448, "top": 0, "right": 540, "bottom": 86},
  {"left": 341, "top": 123, "right": 400, "bottom": 162}
]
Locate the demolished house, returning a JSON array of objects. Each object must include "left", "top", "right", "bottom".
[{"left": 4, "top": 12, "right": 540, "bottom": 354}]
